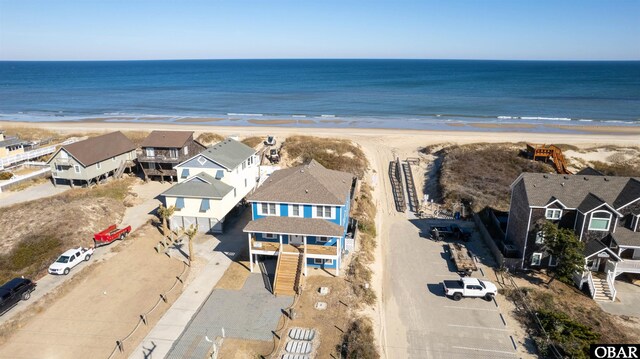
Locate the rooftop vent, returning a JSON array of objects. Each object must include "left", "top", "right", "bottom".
[
  {"left": 561, "top": 182, "right": 565, "bottom": 186},
  {"left": 584, "top": 177, "right": 589, "bottom": 181},
  {"left": 604, "top": 177, "right": 610, "bottom": 182},
  {"left": 305, "top": 189, "right": 309, "bottom": 193}
]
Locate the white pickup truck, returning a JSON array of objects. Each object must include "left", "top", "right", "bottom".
[
  {"left": 48, "top": 247, "right": 94, "bottom": 275},
  {"left": 442, "top": 277, "right": 497, "bottom": 301}
]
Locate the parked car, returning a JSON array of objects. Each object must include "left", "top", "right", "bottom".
[
  {"left": 93, "top": 224, "right": 131, "bottom": 247},
  {"left": 0, "top": 277, "right": 36, "bottom": 315},
  {"left": 442, "top": 277, "right": 497, "bottom": 301},
  {"left": 429, "top": 224, "right": 471, "bottom": 241},
  {"left": 264, "top": 135, "right": 276, "bottom": 146},
  {"left": 48, "top": 247, "right": 94, "bottom": 275}
]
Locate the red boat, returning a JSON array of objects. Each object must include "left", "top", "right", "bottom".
[{"left": 93, "top": 224, "right": 132, "bottom": 247}]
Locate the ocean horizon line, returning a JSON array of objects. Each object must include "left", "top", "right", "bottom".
[{"left": 2, "top": 58, "right": 640, "bottom": 63}]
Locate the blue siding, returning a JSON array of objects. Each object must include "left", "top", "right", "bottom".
[
  {"left": 306, "top": 257, "right": 338, "bottom": 269},
  {"left": 303, "top": 205, "right": 312, "bottom": 218},
  {"left": 280, "top": 204, "right": 289, "bottom": 217}
]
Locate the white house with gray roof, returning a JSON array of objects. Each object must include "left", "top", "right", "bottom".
[{"left": 162, "top": 138, "right": 259, "bottom": 233}]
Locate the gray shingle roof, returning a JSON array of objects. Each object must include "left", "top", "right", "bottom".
[
  {"left": 141, "top": 131, "right": 193, "bottom": 148},
  {"left": 248, "top": 160, "right": 354, "bottom": 205},
  {"left": 243, "top": 216, "right": 344, "bottom": 237},
  {"left": 517, "top": 173, "right": 640, "bottom": 211},
  {"left": 50, "top": 131, "right": 136, "bottom": 167},
  {"left": 199, "top": 138, "right": 256, "bottom": 170},
  {"left": 162, "top": 172, "right": 233, "bottom": 199},
  {"left": 612, "top": 227, "right": 640, "bottom": 247},
  {"left": 0, "top": 137, "right": 27, "bottom": 148},
  {"left": 576, "top": 167, "right": 604, "bottom": 176}
]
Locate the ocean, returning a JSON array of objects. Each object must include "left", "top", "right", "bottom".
[{"left": 0, "top": 59, "right": 639, "bottom": 130}]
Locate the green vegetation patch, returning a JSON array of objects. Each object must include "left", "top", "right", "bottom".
[
  {"left": 241, "top": 136, "right": 263, "bottom": 148},
  {"left": 339, "top": 317, "right": 380, "bottom": 359},
  {"left": 283, "top": 136, "right": 369, "bottom": 178},
  {"left": 196, "top": 132, "right": 224, "bottom": 146},
  {"left": 435, "top": 143, "right": 553, "bottom": 212},
  {"left": 590, "top": 161, "right": 640, "bottom": 177},
  {"left": 0, "top": 235, "right": 64, "bottom": 283}
]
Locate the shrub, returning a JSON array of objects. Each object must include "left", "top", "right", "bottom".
[
  {"left": 590, "top": 161, "right": 640, "bottom": 177},
  {"left": 241, "top": 136, "right": 263, "bottom": 148},
  {"left": 340, "top": 317, "right": 380, "bottom": 359},
  {"left": 197, "top": 132, "right": 224, "bottom": 146},
  {"left": 0, "top": 235, "right": 63, "bottom": 283},
  {"left": 283, "top": 136, "right": 369, "bottom": 178},
  {"left": 536, "top": 309, "right": 599, "bottom": 358},
  {"left": 0, "top": 172, "right": 13, "bottom": 180}
]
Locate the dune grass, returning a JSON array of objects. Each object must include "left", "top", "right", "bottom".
[{"left": 283, "top": 136, "right": 369, "bottom": 178}]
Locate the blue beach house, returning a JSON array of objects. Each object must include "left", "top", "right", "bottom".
[{"left": 243, "top": 160, "right": 356, "bottom": 295}]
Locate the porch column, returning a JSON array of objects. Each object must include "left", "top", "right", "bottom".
[
  {"left": 303, "top": 236, "right": 308, "bottom": 276},
  {"left": 279, "top": 234, "right": 283, "bottom": 252},
  {"left": 335, "top": 236, "right": 341, "bottom": 276},
  {"left": 248, "top": 233, "right": 254, "bottom": 273},
  {"left": 618, "top": 247, "right": 623, "bottom": 256}
]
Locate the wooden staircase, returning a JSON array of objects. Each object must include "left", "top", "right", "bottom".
[
  {"left": 592, "top": 276, "right": 614, "bottom": 302},
  {"left": 273, "top": 251, "right": 303, "bottom": 296},
  {"left": 526, "top": 144, "right": 572, "bottom": 174}
]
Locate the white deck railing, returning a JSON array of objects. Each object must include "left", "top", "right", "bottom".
[
  {"left": 587, "top": 271, "right": 597, "bottom": 299},
  {"left": 607, "top": 271, "right": 617, "bottom": 301},
  {"left": 613, "top": 260, "right": 640, "bottom": 275},
  {"left": 0, "top": 138, "right": 78, "bottom": 169}
]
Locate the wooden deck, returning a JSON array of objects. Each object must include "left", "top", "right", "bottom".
[
  {"left": 251, "top": 239, "right": 338, "bottom": 256},
  {"left": 526, "top": 143, "right": 572, "bottom": 175}
]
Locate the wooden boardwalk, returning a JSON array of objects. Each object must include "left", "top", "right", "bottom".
[
  {"left": 274, "top": 252, "right": 302, "bottom": 296},
  {"left": 389, "top": 158, "right": 406, "bottom": 212},
  {"left": 526, "top": 143, "right": 572, "bottom": 174},
  {"left": 402, "top": 161, "right": 419, "bottom": 212}
]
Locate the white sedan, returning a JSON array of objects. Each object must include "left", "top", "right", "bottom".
[{"left": 48, "top": 247, "right": 94, "bottom": 275}]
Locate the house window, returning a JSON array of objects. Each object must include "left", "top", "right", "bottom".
[
  {"left": 183, "top": 147, "right": 189, "bottom": 155},
  {"left": 96, "top": 162, "right": 101, "bottom": 170},
  {"left": 181, "top": 169, "right": 190, "bottom": 179},
  {"left": 290, "top": 204, "right": 302, "bottom": 217},
  {"left": 145, "top": 147, "right": 155, "bottom": 157},
  {"left": 215, "top": 170, "right": 224, "bottom": 180},
  {"left": 260, "top": 203, "right": 277, "bottom": 216},
  {"left": 56, "top": 165, "right": 63, "bottom": 172},
  {"left": 589, "top": 211, "right": 612, "bottom": 231},
  {"left": 314, "top": 258, "right": 323, "bottom": 265},
  {"left": 545, "top": 208, "right": 562, "bottom": 220},
  {"left": 169, "top": 149, "right": 178, "bottom": 158},
  {"left": 315, "top": 206, "right": 333, "bottom": 219},
  {"left": 197, "top": 156, "right": 206, "bottom": 165},
  {"left": 263, "top": 233, "right": 277, "bottom": 240},
  {"left": 242, "top": 161, "right": 246, "bottom": 170},
  {"left": 175, "top": 197, "right": 185, "bottom": 211},
  {"left": 535, "top": 231, "right": 544, "bottom": 244},
  {"left": 248, "top": 156, "right": 253, "bottom": 166},
  {"left": 531, "top": 253, "right": 542, "bottom": 266},
  {"left": 74, "top": 165, "right": 81, "bottom": 174},
  {"left": 324, "top": 259, "right": 334, "bottom": 265},
  {"left": 245, "top": 178, "right": 248, "bottom": 188},
  {"left": 316, "top": 236, "right": 329, "bottom": 243},
  {"left": 549, "top": 255, "right": 558, "bottom": 267},
  {"left": 199, "top": 198, "right": 210, "bottom": 213}
]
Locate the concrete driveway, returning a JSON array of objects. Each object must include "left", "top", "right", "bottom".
[
  {"left": 383, "top": 218, "right": 519, "bottom": 359},
  {"left": 599, "top": 279, "right": 640, "bottom": 317},
  {"left": 0, "top": 181, "right": 68, "bottom": 208}
]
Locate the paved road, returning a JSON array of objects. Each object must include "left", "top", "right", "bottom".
[
  {"left": 0, "top": 181, "right": 68, "bottom": 208},
  {"left": 383, "top": 218, "right": 518, "bottom": 359}
]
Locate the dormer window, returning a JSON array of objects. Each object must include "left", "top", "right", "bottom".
[
  {"left": 589, "top": 210, "right": 612, "bottom": 231},
  {"left": 197, "top": 156, "right": 206, "bottom": 165},
  {"left": 146, "top": 148, "right": 155, "bottom": 157},
  {"left": 545, "top": 208, "right": 562, "bottom": 220}
]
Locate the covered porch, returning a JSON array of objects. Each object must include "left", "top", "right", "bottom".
[{"left": 243, "top": 216, "right": 345, "bottom": 281}]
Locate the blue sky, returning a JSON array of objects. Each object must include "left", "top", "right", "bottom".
[{"left": 1, "top": 0, "right": 639, "bottom": 61}]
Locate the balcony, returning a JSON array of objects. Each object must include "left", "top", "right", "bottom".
[
  {"left": 138, "top": 154, "right": 183, "bottom": 164},
  {"left": 251, "top": 239, "right": 338, "bottom": 256}
]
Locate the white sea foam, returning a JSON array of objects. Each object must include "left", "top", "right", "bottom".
[
  {"left": 227, "top": 113, "right": 263, "bottom": 117},
  {"left": 497, "top": 116, "right": 517, "bottom": 120},
  {"left": 292, "top": 115, "right": 307, "bottom": 118},
  {"left": 520, "top": 116, "right": 572, "bottom": 121},
  {"left": 320, "top": 114, "right": 336, "bottom": 118}
]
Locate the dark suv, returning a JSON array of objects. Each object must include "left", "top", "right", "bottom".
[{"left": 0, "top": 277, "right": 36, "bottom": 315}]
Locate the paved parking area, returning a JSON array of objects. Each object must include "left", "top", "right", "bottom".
[
  {"left": 599, "top": 279, "right": 640, "bottom": 317},
  {"left": 166, "top": 274, "right": 291, "bottom": 359},
  {"left": 384, "top": 218, "right": 518, "bottom": 359}
]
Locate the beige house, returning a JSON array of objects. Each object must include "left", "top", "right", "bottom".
[
  {"left": 0, "top": 130, "right": 27, "bottom": 159},
  {"left": 48, "top": 131, "right": 137, "bottom": 187}
]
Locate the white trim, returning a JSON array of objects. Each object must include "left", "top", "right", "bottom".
[
  {"left": 96, "top": 162, "right": 101, "bottom": 170},
  {"left": 312, "top": 205, "right": 335, "bottom": 219},
  {"left": 262, "top": 233, "right": 277, "bottom": 240},
  {"left": 288, "top": 204, "right": 304, "bottom": 218},
  {"left": 583, "top": 202, "right": 622, "bottom": 217},
  {"left": 248, "top": 200, "right": 345, "bottom": 207},
  {"left": 163, "top": 194, "right": 225, "bottom": 200},
  {"left": 584, "top": 247, "right": 622, "bottom": 261},
  {"left": 545, "top": 208, "right": 562, "bottom": 220},
  {"left": 530, "top": 205, "right": 577, "bottom": 210},
  {"left": 587, "top": 210, "right": 612, "bottom": 232},
  {"left": 616, "top": 197, "right": 640, "bottom": 211},
  {"left": 531, "top": 252, "right": 542, "bottom": 266},
  {"left": 316, "top": 236, "right": 330, "bottom": 243},
  {"left": 74, "top": 165, "right": 81, "bottom": 174},
  {"left": 257, "top": 202, "right": 279, "bottom": 216},
  {"left": 313, "top": 258, "right": 323, "bottom": 265},
  {"left": 522, "top": 208, "right": 533, "bottom": 269},
  {"left": 544, "top": 199, "right": 568, "bottom": 209},
  {"left": 324, "top": 259, "right": 334, "bottom": 265},
  {"left": 244, "top": 230, "right": 342, "bottom": 238},
  {"left": 535, "top": 231, "right": 544, "bottom": 244},
  {"left": 548, "top": 255, "right": 558, "bottom": 267}
]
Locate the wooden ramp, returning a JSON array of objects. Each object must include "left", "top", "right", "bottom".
[
  {"left": 389, "top": 158, "right": 406, "bottom": 212},
  {"left": 274, "top": 252, "right": 302, "bottom": 296},
  {"left": 526, "top": 143, "right": 572, "bottom": 174}
]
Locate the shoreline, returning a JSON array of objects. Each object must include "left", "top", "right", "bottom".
[{"left": 2, "top": 120, "right": 639, "bottom": 147}]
